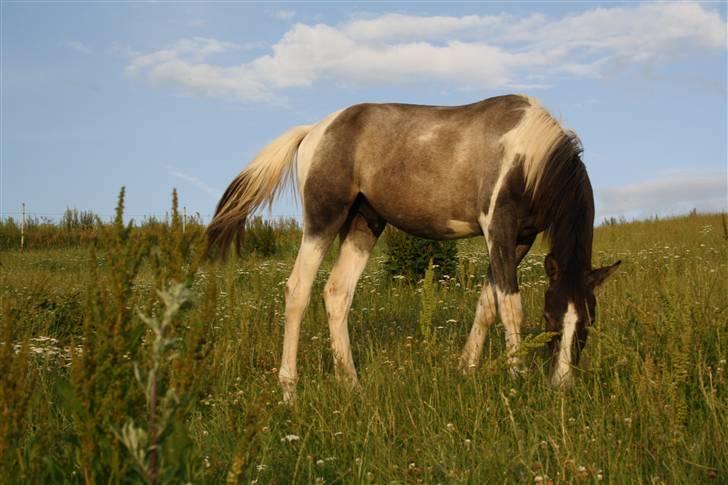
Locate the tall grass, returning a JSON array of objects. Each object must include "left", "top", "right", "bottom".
[{"left": 1, "top": 194, "right": 726, "bottom": 483}]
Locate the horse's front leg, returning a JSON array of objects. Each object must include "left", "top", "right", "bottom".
[
  {"left": 487, "top": 223, "right": 525, "bottom": 376},
  {"left": 460, "top": 240, "right": 534, "bottom": 372}
]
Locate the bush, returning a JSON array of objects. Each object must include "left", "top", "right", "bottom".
[
  {"left": 382, "top": 226, "right": 458, "bottom": 282},
  {"left": 245, "top": 217, "right": 278, "bottom": 256}
]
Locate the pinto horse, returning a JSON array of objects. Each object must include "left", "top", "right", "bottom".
[{"left": 207, "top": 94, "right": 620, "bottom": 400}]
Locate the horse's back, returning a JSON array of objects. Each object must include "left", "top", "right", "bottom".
[{"left": 302, "top": 95, "right": 530, "bottom": 239}]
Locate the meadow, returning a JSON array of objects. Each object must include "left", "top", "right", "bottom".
[{"left": 1, "top": 191, "right": 726, "bottom": 483}]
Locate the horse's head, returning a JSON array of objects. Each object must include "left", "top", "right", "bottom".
[{"left": 543, "top": 254, "right": 620, "bottom": 387}]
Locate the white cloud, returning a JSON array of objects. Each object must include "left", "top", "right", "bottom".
[
  {"left": 597, "top": 169, "right": 727, "bottom": 220},
  {"left": 66, "top": 40, "right": 92, "bottom": 54},
  {"left": 127, "top": 2, "right": 727, "bottom": 102}
]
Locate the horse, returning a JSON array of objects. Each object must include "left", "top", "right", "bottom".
[{"left": 206, "top": 94, "right": 620, "bottom": 401}]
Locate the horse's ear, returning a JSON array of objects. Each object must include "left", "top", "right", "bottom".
[
  {"left": 587, "top": 260, "right": 621, "bottom": 289},
  {"left": 544, "top": 254, "right": 559, "bottom": 283}
]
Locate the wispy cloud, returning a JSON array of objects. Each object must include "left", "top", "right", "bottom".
[
  {"left": 597, "top": 169, "right": 727, "bottom": 220},
  {"left": 126, "top": 2, "right": 726, "bottom": 102},
  {"left": 167, "top": 166, "right": 219, "bottom": 198},
  {"left": 272, "top": 9, "right": 295, "bottom": 21},
  {"left": 66, "top": 40, "right": 92, "bottom": 55}
]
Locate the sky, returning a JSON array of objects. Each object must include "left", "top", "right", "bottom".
[{"left": 2, "top": 1, "right": 727, "bottom": 225}]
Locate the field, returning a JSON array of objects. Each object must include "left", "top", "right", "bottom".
[{"left": 1, "top": 198, "right": 726, "bottom": 483}]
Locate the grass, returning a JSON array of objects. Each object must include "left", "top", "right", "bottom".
[{"left": 1, "top": 199, "right": 726, "bottom": 483}]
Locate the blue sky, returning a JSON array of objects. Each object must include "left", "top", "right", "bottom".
[{"left": 2, "top": 1, "right": 726, "bottom": 224}]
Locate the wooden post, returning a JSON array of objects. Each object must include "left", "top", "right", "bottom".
[
  {"left": 182, "top": 206, "right": 187, "bottom": 233},
  {"left": 20, "top": 202, "right": 25, "bottom": 251}
]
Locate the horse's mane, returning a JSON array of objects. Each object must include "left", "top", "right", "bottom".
[
  {"left": 501, "top": 95, "right": 594, "bottom": 277},
  {"left": 533, "top": 139, "right": 595, "bottom": 279}
]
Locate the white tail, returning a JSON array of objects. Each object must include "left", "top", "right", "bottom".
[{"left": 207, "top": 124, "right": 313, "bottom": 256}]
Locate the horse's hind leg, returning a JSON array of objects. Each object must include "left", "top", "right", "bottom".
[
  {"left": 323, "top": 207, "right": 384, "bottom": 387},
  {"left": 460, "top": 267, "right": 497, "bottom": 372},
  {"left": 279, "top": 231, "right": 336, "bottom": 402}
]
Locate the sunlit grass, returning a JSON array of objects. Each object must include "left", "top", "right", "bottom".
[{"left": 1, "top": 208, "right": 726, "bottom": 483}]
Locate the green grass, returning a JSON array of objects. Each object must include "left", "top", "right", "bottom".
[{"left": 1, "top": 210, "right": 726, "bottom": 483}]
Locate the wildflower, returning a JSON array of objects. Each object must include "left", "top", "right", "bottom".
[
  {"left": 282, "top": 434, "right": 301, "bottom": 442},
  {"left": 316, "top": 459, "right": 324, "bottom": 466}
]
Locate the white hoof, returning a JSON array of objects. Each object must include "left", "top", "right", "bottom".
[{"left": 279, "top": 370, "right": 297, "bottom": 403}]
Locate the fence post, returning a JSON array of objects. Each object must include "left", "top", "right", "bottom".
[
  {"left": 182, "top": 206, "right": 187, "bottom": 234},
  {"left": 20, "top": 202, "right": 25, "bottom": 251}
]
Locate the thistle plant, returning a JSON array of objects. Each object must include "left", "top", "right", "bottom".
[{"left": 118, "top": 283, "right": 190, "bottom": 485}]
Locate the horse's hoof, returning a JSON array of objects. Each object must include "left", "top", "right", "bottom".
[
  {"left": 279, "top": 371, "right": 297, "bottom": 403},
  {"left": 459, "top": 358, "right": 478, "bottom": 375},
  {"left": 335, "top": 371, "right": 359, "bottom": 390},
  {"left": 508, "top": 365, "right": 527, "bottom": 378}
]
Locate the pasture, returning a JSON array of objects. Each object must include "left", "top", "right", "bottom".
[{"left": 1, "top": 198, "right": 726, "bottom": 483}]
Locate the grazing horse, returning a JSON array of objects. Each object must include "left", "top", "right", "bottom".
[{"left": 207, "top": 94, "right": 620, "bottom": 400}]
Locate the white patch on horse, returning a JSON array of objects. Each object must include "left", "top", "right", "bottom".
[
  {"left": 296, "top": 109, "right": 345, "bottom": 202},
  {"left": 279, "top": 236, "right": 329, "bottom": 401},
  {"left": 478, "top": 212, "right": 491, "bottom": 248},
  {"left": 496, "top": 288, "right": 524, "bottom": 374},
  {"left": 446, "top": 219, "right": 479, "bottom": 237},
  {"left": 501, "top": 95, "right": 571, "bottom": 193},
  {"left": 483, "top": 166, "right": 508, "bottom": 231},
  {"left": 551, "top": 301, "right": 578, "bottom": 388},
  {"left": 416, "top": 123, "right": 442, "bottom": 143},
  {"left": 460, "top": 280, "right": 497, "bottom": 370}
]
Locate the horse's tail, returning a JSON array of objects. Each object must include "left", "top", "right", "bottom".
[{"left": 206, "top": 124, "right": 313, "bottom": 257}]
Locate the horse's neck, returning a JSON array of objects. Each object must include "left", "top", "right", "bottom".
[{"left": 549, "top": 200, "right": 594, "bottom": 278}]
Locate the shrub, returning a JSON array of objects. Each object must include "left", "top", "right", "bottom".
[
  {"left": 382, "top": 226, "right": 458, "bottom": 282},
  {"left": 245, "top": 217, "right": 278, "bottom": 256}
]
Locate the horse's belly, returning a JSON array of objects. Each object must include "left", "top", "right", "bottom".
[{"left": 361, "top": 177, "right": 483, "bottom": 240}]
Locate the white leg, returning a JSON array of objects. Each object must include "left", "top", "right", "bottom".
[
  {"left": 323, "top": 223, "right": 377, "bottom": 387},
  {"left": 496, "top": 288, "right": 525, "bottom": 375},
  {"left": 279, "top": 236, "right": 329, "bottom": 402},
  {"left": 460, "top": 280, "right": 497, "bottom": 371},
  {"left": 551, "top": 302, "right": 578, "bottom": 388}
]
